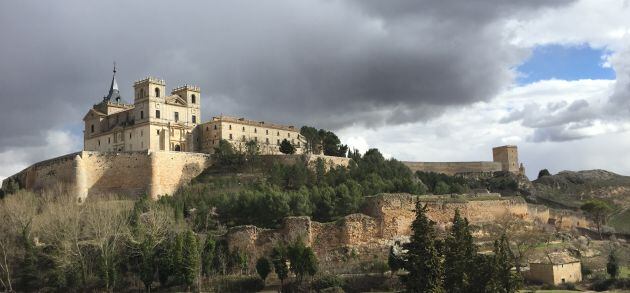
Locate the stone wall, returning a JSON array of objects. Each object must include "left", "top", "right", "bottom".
[
  {"left": 2, "top": 151, "right": 212, "bottom": 200},
  {"left": 260, "top": 154, "right": 351, "bottom": 170},
  {"left": 402, "top": 161, "right": 502, "bottom": 175}
]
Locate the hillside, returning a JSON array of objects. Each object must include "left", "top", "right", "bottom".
[{"left": 533, "top": 169, "right": 630, "bottom": 233}]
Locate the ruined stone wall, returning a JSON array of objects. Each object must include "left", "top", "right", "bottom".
[
  {"left": 402, "top": 161, "right": 502, "bottom": 175},
  {"left": 226, "top": 193, "right": 535, "bottom": 265},
  {"left": 2, "top": 150, "right": 212, "bottom": 200},
  {"left": 362, "top": 193, "right": 529, "bottom": 239}
]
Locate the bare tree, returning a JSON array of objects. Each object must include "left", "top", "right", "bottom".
[
  {"left": 83, "top": 196, "right": 131, "bottom": 291},
  {"left": 0, "top": 190, "right": 41, "bottom": 292},
  {"left": 491, "top": 213, "right": 546, "bottom": 273}
]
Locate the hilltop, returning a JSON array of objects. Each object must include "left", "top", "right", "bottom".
[{"left": 533, "top": 169, "right": 630, "bottom": 233}]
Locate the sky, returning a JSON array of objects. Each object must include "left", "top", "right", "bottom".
[{"left": 1, "top": 0, "right": 630, "bottom": 180}]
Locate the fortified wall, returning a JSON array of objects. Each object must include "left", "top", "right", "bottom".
[
  {"left": 226, "top": 193, "right": 589, "bottom": 265},
  {"left": 402, "top": 161, "right": 502, "bottom": 175},
  {"left": 403, "top": 145, "right": 524, "bottom": 175},
  {"left": 2, "top": 151, "right": 212, "bottom": 200}
]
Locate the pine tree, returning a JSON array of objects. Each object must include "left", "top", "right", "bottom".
[
  {"left": 182, "top": 230, "right": 200, "bottom": 290},
  {"left": 401, "top": 200, "right": 444, "bottom": 293},
  {"left": 443, "top": 209, "right": 477, "bottom": 293},
  {"left": 279, "top": 139, "right": 296, "bottom": 154}
]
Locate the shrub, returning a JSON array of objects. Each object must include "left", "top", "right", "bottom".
[
  {"left": 591, "top": 278, "right": 615, "bottom": 291},
  {"left": 312, "top": 274, "right": 345, "bottom": 291},
  {"left": 211, "top": 275, "right": 265, "bottom": 292}
]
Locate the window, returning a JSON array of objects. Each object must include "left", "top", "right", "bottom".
[
  {"left": 254, "top": 137, "right": 257, "bottom": 142},
  {"left": 129, "top": 133, "right": 132, "bottom": 139},
  {"left": 155, "top": 87, "right": 160, "bottom": 97},
  {"left": 91, "top": 124, "right": 94, "bottom": 133},
  {"left": 140, "top": 130, "right": 143, "bottom": 137},
  {"left": 214, "top": 125, "right": 217, "bottom": 130},
  {"left": 229, "top": 134, "right": 233, "bottom": 140},
  {"left": 266, "top": 138, "right": 269, "bottom": 144},
  {"left": 206, "top": 126, "right": 209, "bottom": 131},
  {"left": 108, "top": 137, "right": 111, "bottom": 144},
  {"left": 229, "top": 125, "right": 232, "bottom": 130},
  {"left": 139, "top": 89, "right": 144, "bottom": 99},
  {"left": 157, "top": 130, "right": 160, "bottom": 135},
  {"left": 242, "top": 126, "right": 245, "bottom": 132},
  {"left": 277, "top": 139, "right": 280, "bottom": 145},
  {"left": 140, "top": 111, "right": 144, "bottom": 119},
  {"left": 98, "top": 140, "right": 100, "bottom": 146},
  {"left": 191, "top": 94, "right": 196, "bottom": 104},
  {"left": 266, "top": 129, "right": 269, "bottom": 135},
  {"left": 192, "top": 115, "right": 197, "bottom": 124},
  {"left": 174, "top": 112, "right": 179, "bottom": 122},
  {"left": 288, "top": 133, "right": 291, "bottom": 138},
  {"left": 277, "top": 131, "right": 280, "bottom": 136},
  {"left": 254, "top": 128, "right": 257, "bottom": 133},
  {"left": 156, "top": 110, "right": 161, "bottom": 118}
]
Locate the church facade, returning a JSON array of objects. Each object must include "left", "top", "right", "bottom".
[{"left": 83, "top": 68, "right": 304, "bottom": 154}]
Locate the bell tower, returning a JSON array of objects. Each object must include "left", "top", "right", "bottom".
[
  {"left": 171, "top": 85, "right": 201, "bottom": 109},
  {"left": 133, "top": 77, "right": 166, "bottom": 102}
]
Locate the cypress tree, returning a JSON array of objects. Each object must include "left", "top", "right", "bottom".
[
  {"left": 401, "top": 200, "right": 444, "bottom": 293},
  {"left": 486, "top": 234, "right": 521, "bottom": 293},
  {"left": 607, "top": 250, "right": 619, "bottom": 279},
  {"left": 443, "top": 209, "right": 477, "bottom": 293},
  {"left": 182, "top": 230, "right": 200, "bottom": 290},
  {"left": 201, "top": 236, "right": 216, "bottom": 277}
]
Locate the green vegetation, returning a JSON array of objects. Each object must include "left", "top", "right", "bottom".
[
  {"left": 161, "top": 147, "right": 427, "bottom": 229},
  {"left": 300, "top": 126, "right": 348, "bottom": 157}
]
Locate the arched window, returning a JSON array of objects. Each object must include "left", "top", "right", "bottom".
[
  {"left": 191, "top": 94, "right": 196, "bottom": 104},
  {"left": 174, "top": 145, "right": 181, "bottom": 151},
  {"left": 155, "top": 87, "right": 160, "bottom": 97},
  {"left": 139, "top": 89, "right": 144, "bottom": 99},
  {"left": 91, "top": 125, "right": 94, "bottom": 133}
]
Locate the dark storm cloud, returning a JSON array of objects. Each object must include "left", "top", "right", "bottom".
[{"left": 0, "top": 0, "right": 576, "bottom": 152}]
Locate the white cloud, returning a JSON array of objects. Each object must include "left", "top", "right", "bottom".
[{"left": 0, "top": 129, "right": 81, "bottom": 181}]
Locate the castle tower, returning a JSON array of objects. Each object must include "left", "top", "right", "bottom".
[
  {"left": 103, "top": 63, "right": 121, "bottom": 102},
  {"left": 492, "top": 145, "right": 520, "bottom": 174}
]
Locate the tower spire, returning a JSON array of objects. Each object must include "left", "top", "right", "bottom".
[{"left": 104, "top": 62, "right": 121, "bottom": 102}]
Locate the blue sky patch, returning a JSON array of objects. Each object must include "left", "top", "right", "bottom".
[{"left": 516, "top": 44, "right": 615, "bottom": 84}]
